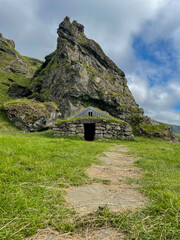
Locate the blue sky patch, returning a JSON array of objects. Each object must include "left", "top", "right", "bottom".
[
  {"left": 132, "top": 36, "right": 178, "bottom": 86},
  {"left": 174, "top": 104, "right": 180, "bottom": 111}
]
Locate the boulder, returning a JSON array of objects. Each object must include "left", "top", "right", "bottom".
[{"left": 3, "top": 99, "right": 60, "bottom": 132}]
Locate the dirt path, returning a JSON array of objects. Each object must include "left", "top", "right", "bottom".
[
  {"left": 68, "top": 144, "right": 145, "bottom": 214},
  {"left": 28, "top": 228, "right": 125, "bottom": 240},
  {"left": 29, "top": 144, "right": 145, "bottom": 240}
]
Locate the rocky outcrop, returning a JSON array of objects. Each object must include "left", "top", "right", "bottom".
[
  {"left": 31, "top": 17, "right": 143, "bottom": 122},
  {"left": 3, "top": 99, "right": 60, "bottom": 132},
  {"left": 54, "top": 118, "right": 133, "bottom": 139},
  {"left": 0, "top": 34, "right": 43, "bottom": 77},
  {"left": 8, "top": 84, "right": 32, "bottom": 98},
  {"left": 136, "top": 123, "right": 179, "bottom": 143}
]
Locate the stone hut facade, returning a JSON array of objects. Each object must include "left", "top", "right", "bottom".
[{"left": 53, "top": 107, "right": 134, "bottom": 140}]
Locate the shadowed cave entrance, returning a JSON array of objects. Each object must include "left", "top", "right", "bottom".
[{"left": 84, "top": 123, "right": 95, "bottom": 141}]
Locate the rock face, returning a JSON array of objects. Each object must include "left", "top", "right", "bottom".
[
  {"left": 54, "top": 118, "right": 133, "bottom": 140},
  {"left": 8, "top": 84, "right": 32, "bottom": 98},
  {"left": 31, "top": 17, "right": 143, "bottom": 122},
  {"left": 3, "top": 99, "right": 60, "bottom": 132}
]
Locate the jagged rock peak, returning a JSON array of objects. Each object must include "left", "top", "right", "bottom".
[
  {"left": 56, "top": 17, "right": 124, "bottom": 76},
  {"left": 31, "top": 17, "right": 141, "bottom": 121},
  {"left": 58, "top": 16, "right": 84, "bottom": 35}
]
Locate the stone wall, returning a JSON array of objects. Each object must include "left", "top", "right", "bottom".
[
  {"left": 53, "top": 119, "right": 134, "bottom": 139},
  {"left": 95, "top": 121, "right": 133, "bottom": 139}
]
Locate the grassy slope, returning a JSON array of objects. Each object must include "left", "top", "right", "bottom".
[
  {"left": 0, "top": 130, "right": 179, "bottom": 239},
  {"left": 152, "top": 119, "right": 180, "bottom": 135}
]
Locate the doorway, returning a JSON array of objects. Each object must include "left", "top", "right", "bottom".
[{"left": 84, "top": 123, "right": 95, "bottom": 141}]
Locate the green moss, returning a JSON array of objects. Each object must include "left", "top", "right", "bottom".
[
  {"left": 107, "top": 90, "right": 119, "bottom": 97},
  {"left": 66, "top": 41, "right": 75, "bottom": 50},
  {"left": 132, "top": 113, "right": 144, "bottom": 125},
  {"left": 79, "top": 100, "right": 89, "bottom": 107},
  {"left": 70, "top": 99, "right": 78, "bottom": 106},
  {"left": 82, "top": 62, "right": 102, "bottom": 80},
  {"left": 99, "top": 90, "right": 105, "bottom": 99},
  {"left": 71, "top": 59, "right": 80, "bottom": 63},
  {"left": 22, "top": 56, "right": 43, "bottom": 72},
  {"left": 48, "top": 102, "right": 59, "bottom": 111},
  {"left": 0, "top": 51, "right": 14, "bottom": 68},
  {"left": 30, "top": 76, "right": 42, "bottom": 89},
  {"left": 105, "top": 72, "right": 116, "bottom": 84},
  {"left": 0, "top": 71, "right": 31, "bottom": 105},
  {"left": 123, "top": 81, "right": 128, "bottom": 87},
  {"left": 3, "top": 98, "right": 31, "bottom": 107},
  {"left": 141, "top": 123, "right": 170, "bottom": 135},
  {"left": 4, "top": 98, "right": 58, "bottom": 112},
  {"left": 41, "top": 55, "right": 57, "bottom": 75},
  {"left": 60, "top": 60, "right": 71, "bottom": 70},
  {"left": 28, "top": 92, "right": 44, "bottom": 102},
  {"left": 78, "top": 34, "right": 87, "bottom": 45},
  {"left": 40, "top": 89, "right": 50, "bottom": 99},
  {"left": 66, "top": 84, "right": 73, "bottom": 91},
  {"left": 0, "top": 37, "right": 42, "bottom": 72}
]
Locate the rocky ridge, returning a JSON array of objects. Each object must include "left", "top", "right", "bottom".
[{"left": 0, "top": 33, "right": 42, "bottom": 78}]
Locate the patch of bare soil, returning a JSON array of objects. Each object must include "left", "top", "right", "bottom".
[
  {"left": 109, "top": 145, "right": 130, "bottom": 152},
  {"left": 100, "top": 151, "right": 136, "bottom": 164},
  {"left": 87, "top": 164, "right": 141, "bottom": 183},
  {"left": 67, "top": 144, "right": 145, "bottom": 215},
  {"left": 28, "top": 228, "right": 125, "bottom": 240},
  {"left": 67, "top": 183, "right": 145, "bottom": 214}
]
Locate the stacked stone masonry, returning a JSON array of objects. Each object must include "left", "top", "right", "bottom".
[{"left": 53, "top": 119, "right": 134, "bottom": 139}]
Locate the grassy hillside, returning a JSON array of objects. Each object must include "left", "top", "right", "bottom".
[
  {"left": 0, "top": 129, "right": 179, "bottom": 239},
  {"left": 152, "top": 119, "right": 180, "bottom": 135}
]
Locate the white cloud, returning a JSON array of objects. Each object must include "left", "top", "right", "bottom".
[{"left": 128, "top": 73, "right": 180, "bottom": 125}]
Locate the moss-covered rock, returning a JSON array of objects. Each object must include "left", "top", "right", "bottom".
[
  {"left": 3, "top": 99, "right": 60, "bottom": 132},
  {"left": 136, "top": 122, "right": 178, "bottom": 143}
]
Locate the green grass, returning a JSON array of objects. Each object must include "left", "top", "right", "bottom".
[
  {"left": 0, "top": 71, "right": 31, "bottom": 106},
  {"left": 0, "top": 108, "right": 19, "bottom": 134},
  {"left": 56, "top": 116, "right": 128, "bottom": 125},
  {"left": 0, "top": 129, "right": 179, "bottom": 239},
  {"left": 0, "top": 131, "right": 112, "bottom": 239},
  {"left": 114, "top": 137, "right": 180, "bottom": 239},
  {"left": 141, "top": 123, "right": 170, "bottom": 134},
  {"left": 22, "top": 56, "right": 43, "bottom": 72}
]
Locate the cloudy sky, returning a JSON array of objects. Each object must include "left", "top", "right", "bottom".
[{"left": 0, "top": 0, "right": 180, "bottom": 125}]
